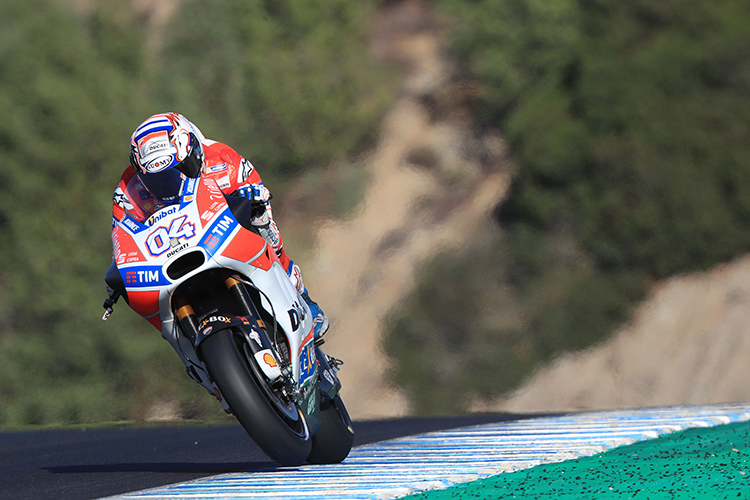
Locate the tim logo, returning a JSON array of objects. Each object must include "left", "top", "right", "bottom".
[
  {"left": 124, "top": 269, "right": 161, "bottom": 285},
  {"left": 202, "top": 214, "right": 235, "bottom": 251}
]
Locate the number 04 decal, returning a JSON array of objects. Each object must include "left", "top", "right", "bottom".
[{"left": 146, "top": 215, "right": 196, "bottom": 256}]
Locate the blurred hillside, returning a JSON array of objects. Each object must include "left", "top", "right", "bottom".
[
  {"left": 381, "top": 0, "right": 750, "bottom": 414},
  {"left": 292, "top": 1, "right": 509, "bottom": 417}
]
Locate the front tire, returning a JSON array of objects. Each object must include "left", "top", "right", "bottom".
[
  {"left": 307, "top": 395, "right": 354, "bottom": 464},
  {"left": 199, "top": 328, "right": 312, "bottom": 465}
]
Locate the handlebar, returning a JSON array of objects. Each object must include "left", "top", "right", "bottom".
[{"left": 102, "top": 290, "right": 120, "bottom": 321}]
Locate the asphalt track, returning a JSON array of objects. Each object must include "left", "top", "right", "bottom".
[
  {"left": 4, "top": 404, "right": 749, "bottom": 500},
  {"left": 0, "top": 413, "right": 519, "bottom": 500},
  {"left": 102, "top": 404, "right": 750, "bottom": 499}
]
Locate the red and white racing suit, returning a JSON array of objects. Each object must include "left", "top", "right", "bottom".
[{"left": 111, "top": 138, "right": 304, "bottom": 293}]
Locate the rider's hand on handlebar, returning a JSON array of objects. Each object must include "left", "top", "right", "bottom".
[
  {"left": 235, "top": 184, "right": 272, "bottom": 220},
  {"left": 236, "top": 184, "right": 271, "bottom": 204}
]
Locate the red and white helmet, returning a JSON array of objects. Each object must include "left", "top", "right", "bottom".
[{"left": 129, "top": 112, "right": 205, "bottom": 202}]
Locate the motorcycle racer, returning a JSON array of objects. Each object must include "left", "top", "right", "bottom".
[{"left": 111, "top": 112, "right": 329, "bottom": 340}]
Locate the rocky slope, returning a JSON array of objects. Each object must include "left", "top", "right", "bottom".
[
  {"left": 298, "top": 1, "right": 509, "bottom": 419},
  {"left": 478, "top": 255, "right": 750, "bottom": 414}
]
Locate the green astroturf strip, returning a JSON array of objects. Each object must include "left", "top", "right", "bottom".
[{"left": 406, "top": 420, "right": 750, "bottom": 499}]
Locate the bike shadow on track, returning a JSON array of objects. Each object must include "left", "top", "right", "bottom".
[
  {"left": 38, "top": 414, "right": 532, "bottom": 476},
  {"left": 42, "top": 460, "right": 276, "bottom": 475}
]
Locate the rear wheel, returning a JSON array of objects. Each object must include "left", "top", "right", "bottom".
[
  {"left": 199, "top": 328, "right": 312, "bottom": 465},
  {"left": 307, "top": 394, "right": 354, "bottom": 464}
]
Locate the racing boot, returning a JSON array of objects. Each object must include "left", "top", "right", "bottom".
[
  {"left": 302, "top": 289, "right": 329, "bottom": 341},
  {"left": 287, "top": 260, "right": 329, "bottom": 340}
]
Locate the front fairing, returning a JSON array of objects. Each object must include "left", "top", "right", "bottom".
[{"left": 110, "top": 176, "right": 317, "bottom": 394}]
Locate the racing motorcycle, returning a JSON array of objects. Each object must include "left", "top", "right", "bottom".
[{"left": 101, "top": 174, "right": 354, "bottom": 465}]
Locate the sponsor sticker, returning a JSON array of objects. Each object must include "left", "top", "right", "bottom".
[
  {"left": 263, "top": 352, "right": 278, "bottom": 368},
  {"left": 254, "top": 349, "right": 282, "bottom": 381},
  {"left": 198, "top": 211, "right": 237, "bottom": 255},
  {"left": 145, "top": 155, "right": 175, "bottom": 172},
  {"left": 298, "top": 341, "right": 316, "bottom": 385},
  {"left": 207, "top": 163, "right": 228, "bottom": 173},
  {"left": 146, "top": 206, "right": 178, "bottom": 227},
  {"left": 121, "top": 216, "right": 145, "bottom": 233},
  {"left": 121, "top": 266, "right": 169, "bottom": 287}
]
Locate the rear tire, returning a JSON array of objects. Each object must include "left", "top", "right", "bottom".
[
  {"left": 199, "top": 328, "right": 312, "bottom": 465},
  {"left": 307, "top": 395, "right": 354, "bottom": 464}
]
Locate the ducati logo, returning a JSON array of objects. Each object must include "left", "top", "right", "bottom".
[{"left": 287, "top": 301, "right": 307, "bottom": 331}]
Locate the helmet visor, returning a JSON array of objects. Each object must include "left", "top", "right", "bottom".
[
  {"left": 176, "top": 143, "right": 202, "bottom": 178},
  {"left": 137, "top": 168, "right": 184, "bottom": 202}
]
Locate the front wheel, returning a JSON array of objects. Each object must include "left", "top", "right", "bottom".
[
  {"left": 307, "top": 395, "right": 354, "bottom": 464},
  {"left": 199, "top": 328, "right": 312, "bottom": 465}
]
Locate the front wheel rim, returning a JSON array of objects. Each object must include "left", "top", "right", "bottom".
[{"left": 239, "top": 334, "right": 309, "bottom": 439}]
